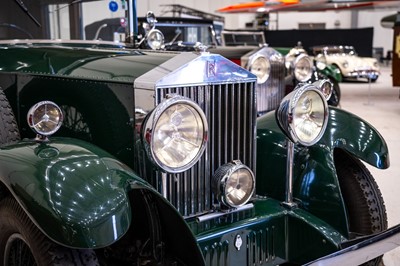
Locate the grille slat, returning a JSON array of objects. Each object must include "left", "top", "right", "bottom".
[
  {"left": 257, "top": 59, "right": 286, "bottom": 114},
  {"left": 244, "top": 83, "right": 248, "bottom": 165},
  {"left": 155, "top": 82, "right": 256, "bottom": 216}
]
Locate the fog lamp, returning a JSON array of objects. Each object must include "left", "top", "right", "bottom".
[{"left": 213, "top": 160, "right": 255, "bottom": 208}]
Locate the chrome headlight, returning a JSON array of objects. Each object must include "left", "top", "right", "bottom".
[
  {"left": 342, "top": 61, "right": 349, "bottom": 68},
  {"left": 142, "top": 95, "right": 208, "bottom": 173},
  {"left": 276, "top": 84, "right": 328, "bottom": 146},
  {"left": 249, "top": 55, "right": 271, "bottom": 84},
  {"left": 313, "top": 79, "right": 333, "bottom": 100},
  {"left": 294, "top": 54, "right": 313, "bottom": 82},
  {"left": 147, "top": 29, "right": 164, "bottom": 50},
  {"left": 316, "top": 61, "right": 326, "bottom": 70},
  {"left": 27, "top": 101, "right": 63, "bottom": 137},
  {"left": 213, "top": 160, "right": 255, "bottom": 208}
]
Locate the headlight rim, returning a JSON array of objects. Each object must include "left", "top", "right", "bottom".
[
  {"left": 313, "top": 79, "right": 333, "bottom": 101},
  {"left": 142, "top": 95, "right": 208, "bottom": 173},
  {"left": 147, "top": 28, "right": 165, "bottom": 50},
  {"left": 276, "top": 84, "right": 329, "bottom": 146},
  {"left": 213, "top": 160, "right": 255, "bottom": 208},
  {"left": 27, "top": 100, "right": 63, "bottom": 137}
]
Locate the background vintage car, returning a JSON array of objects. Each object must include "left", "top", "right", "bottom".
[
  {"left": 312, "top": 45, "right": 380, "bottom": 82},
  {"left": 279, "top": 43, "right": 342, "bottom": 106}
]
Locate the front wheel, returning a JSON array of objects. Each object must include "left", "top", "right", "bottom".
[
  {"left": 0, "top": 197, "right": 99, "bottom": 266},
  {"left": 335, "top": 149, "right": 387, "bottom": 266},
  {"left": 369, "top": 76, "right": 379, "bottom": 83}
]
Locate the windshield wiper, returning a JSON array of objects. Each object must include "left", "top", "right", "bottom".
[{"left": 14, "top": 0, "right": 42, "bottom": 27}]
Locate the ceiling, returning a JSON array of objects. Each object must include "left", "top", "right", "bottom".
[
  {"left": 217, "top": 0, "right": 400, "bottom": 13},
  {"left": 38, "top": 0, "right": 98, "bottom": 4}
]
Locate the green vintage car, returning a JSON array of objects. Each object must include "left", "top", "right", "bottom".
[
  {"left": 0, "top": 13, "right": 398, "bottom": 266},
  {"left": 0, "top": 40, "right": 397, "bottom": 266}
]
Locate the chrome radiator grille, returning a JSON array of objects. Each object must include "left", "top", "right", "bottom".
[
  {"left": 154, "top": 82, "right": 257, "bottom": 217},
  {"left": 256, "top": 59, "right": 286, "bottom": 114}
]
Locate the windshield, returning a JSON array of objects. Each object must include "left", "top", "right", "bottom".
[
  {"left": 342, "top": 46, "right": 357, "bottom": 55},
  {"left": 323, "top": 46, "right": 357, "bottom": 56},
  {"left": 152, "top": 23, "right": 213, "bottom": 45},
  {"left": 1, "top": 1, "right": 217, "bottom": 48}
]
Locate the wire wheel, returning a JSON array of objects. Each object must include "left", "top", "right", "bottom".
[
  {"left": 335, "top": 149, "right": 387, "bottom": 266},
  {"left": 4, "top": 234, "right": 36, "bottom": 266},
  {"left": 0, "top": 197, "right": 100, "bottom": 266}
]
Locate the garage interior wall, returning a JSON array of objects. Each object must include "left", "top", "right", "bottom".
[{"left": 78, "top": 0, "right": 396, "bottom": 54}]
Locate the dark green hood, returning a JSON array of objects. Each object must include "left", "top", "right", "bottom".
[{"left": 0, "top": 44, "right": 177, "bottom": 83}]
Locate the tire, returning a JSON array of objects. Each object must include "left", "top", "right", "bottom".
[
  {"left": 370, "top": 77, "right": 378, "bottom": 83},
  {"left": 0, "top": 197, "right": 99, "bottom": 266},
  {"left": 335, "top": 149, "right": 387, "bottom": 266},
  {"left": 327, "top": 79, "right": 341, "bottom": 107},
  {"left": 0, "top": 89, "right": 20, "bottom": 146}
]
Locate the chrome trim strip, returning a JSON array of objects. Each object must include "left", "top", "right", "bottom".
[
  {"left": 284, "top": 141, "right": 296, "bottom": 206},
  {"left": 135, "top": 52, "right": 256, "bottom": 91},
  {"left": 305, "top": 224, "right": 400, "bottom": 266},
  {"left": 196, "top": 203, "right": 254, "bottom": 222},
  {"left": 0, "top": 39, "right": 125, "bottom": 46}
]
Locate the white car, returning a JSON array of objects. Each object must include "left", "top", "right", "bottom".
[{"left": 312, "top": 45, "right": 380, "bottom": 82}]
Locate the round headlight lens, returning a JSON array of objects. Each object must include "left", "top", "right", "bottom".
[
  {"left": 213, "top": 161, "right": 255, "bottom": 208},
  {"left": 143, "top": 95, "right": 207, "bottom": 173},
  {"left": 292, "top": 89, "right": 327, "bottom": 144},
  {"left": 294, "top": 55, "right": 313, "bottom": 82},
  {"left": 276, "top": 84, "right": 328, "bottom": 146},
  {"left": 147, "top": 29, "right": 164, "bottom": 50},
  {"left": 249, "top": 56, "right": 271, "bottom": 84},
  {"left": 27, "top": 101, "right": 63, "bottom": 136}
]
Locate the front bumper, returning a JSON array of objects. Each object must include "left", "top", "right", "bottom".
[
  {"left": 191, "top": 198, "right": 400, "bottom": 265},
  {"left": 305, "top": 223, "right": 400, "bottom": 266},
  {"left": 344, "top": 70, "right": 379, "bottom": 79},
  {"left": 193, "top": 199, "right": 345, "bottom": 265}
]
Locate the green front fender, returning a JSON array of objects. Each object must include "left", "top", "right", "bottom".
[
  {"left": 0, "top": 138, "right": 139, "bottom": 248},
  {"left": 256, "top": 107, "right": 389, "bottom": 235},
  {"left": 320, "top": 64, "right": 342, "bottom": 82},
  {"left": 0, "top": 138, "right": 168, "bottom": 249},
  {"left": 322, "top": 107, "right": 389, "bottom": 169}
]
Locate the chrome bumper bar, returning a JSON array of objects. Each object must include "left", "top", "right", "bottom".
[
  {"left": 345, "top": 70, "right": 379, "bottom": 79},
  {"left": 305, "top": 224, "right": 400, "bottom": 266}
]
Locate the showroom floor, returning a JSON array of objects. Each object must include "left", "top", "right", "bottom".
[{"left": 338, "top": 64, "right": 400, "bottom": 265}]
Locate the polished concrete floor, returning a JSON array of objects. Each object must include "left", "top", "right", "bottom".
[{"left": 338, "top": 65, "right": 400, "bottom": 265}]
